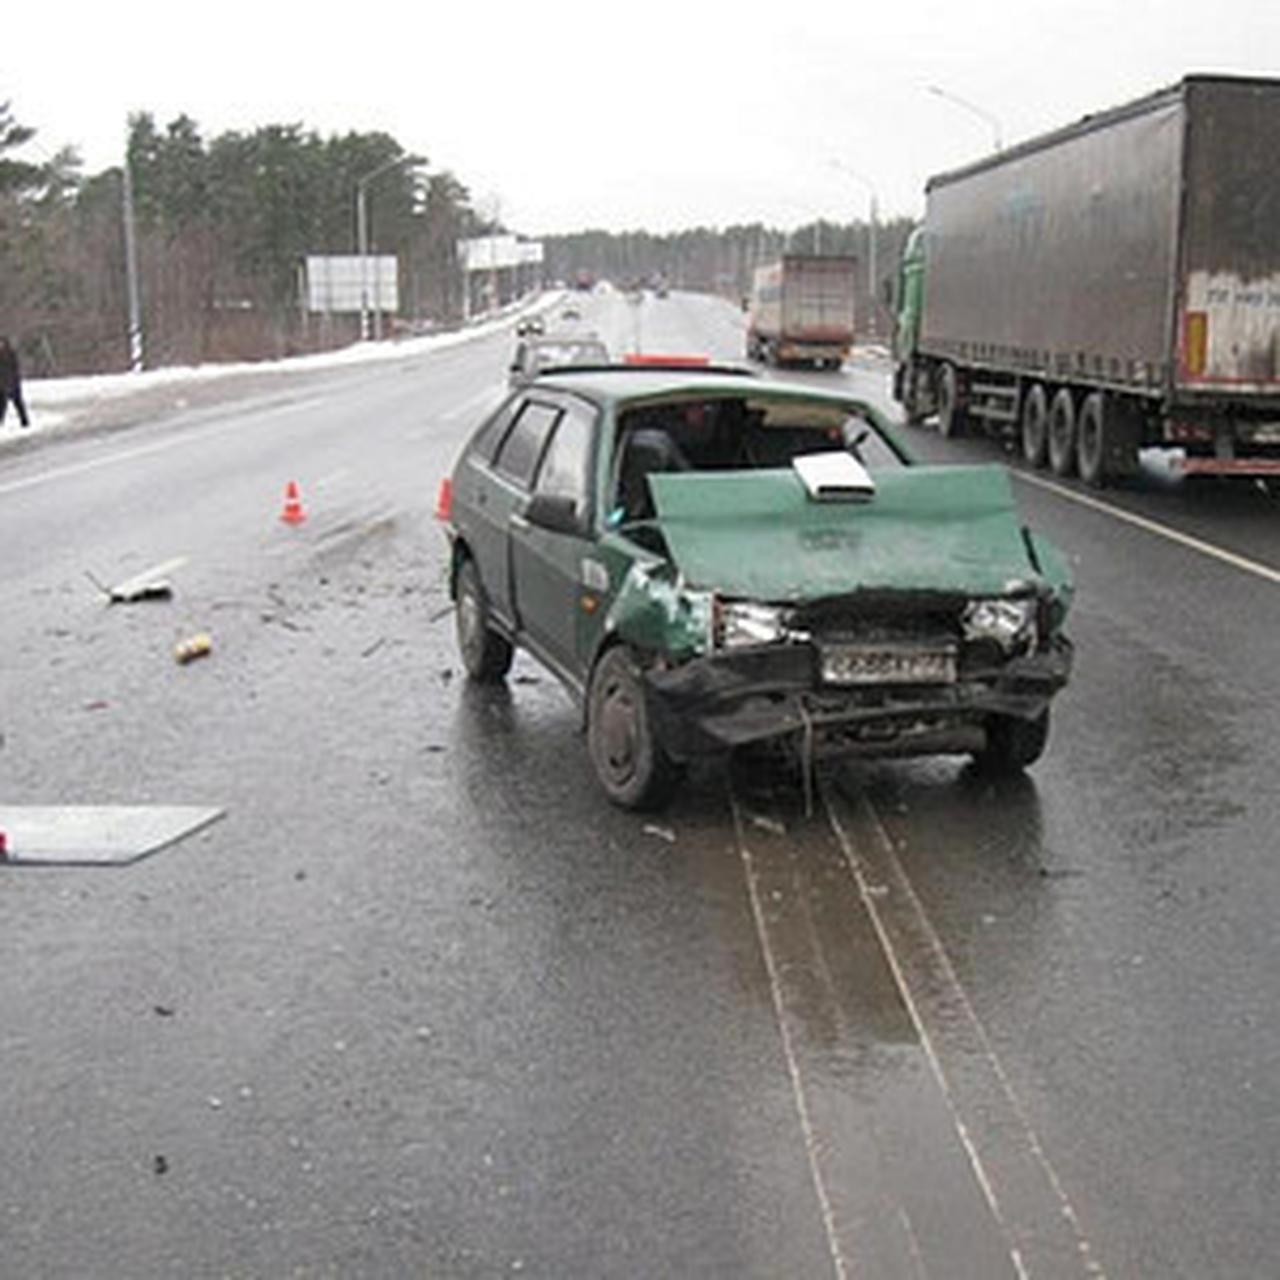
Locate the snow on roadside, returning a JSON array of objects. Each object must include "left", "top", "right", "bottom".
[{"left": 2, "top": 291, "right": 565, "bottom": 441}]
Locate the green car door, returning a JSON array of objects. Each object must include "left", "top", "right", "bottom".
[{"left": 509, "top": 395, "right": 602, "bottom": 688}]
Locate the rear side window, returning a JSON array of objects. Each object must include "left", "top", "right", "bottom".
[
  {"left": 467, "top": 397, "right": 521, "bottom": 463},
  {"left": 494, "top": 401, "right": 562, "bottom": 487},
  {"left": 534, "top": 401, "right": 597, "bottom": 511}
]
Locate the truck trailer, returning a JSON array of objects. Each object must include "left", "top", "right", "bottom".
[
  {"left": 892, "top": 75, "right": 1280, "bottom": 485},
  {"left": 747, "top": 255, "right": 857, "bottom": 370}
]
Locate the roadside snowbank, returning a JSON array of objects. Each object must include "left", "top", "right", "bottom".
[{"left": 2, "top": 292, "right": 564, "bottom": 440}]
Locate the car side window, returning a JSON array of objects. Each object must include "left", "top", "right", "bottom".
[
  {"left": 493, "top": 401, "right": 562, "bottom": 488},
  {"left": 468, "top": 397, "right": 522, "bottom": 463},
  {"left": 534, "top": 401, "right": 597, "bottom": 511}
]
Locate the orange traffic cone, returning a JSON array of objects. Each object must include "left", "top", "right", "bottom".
[{"left": 280, "top": 480, "right": 307, "bottom": 525}]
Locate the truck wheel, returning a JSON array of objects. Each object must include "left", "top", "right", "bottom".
[
  {"left": 455, "top": 558, "right": 514, "bottom": 682},
  {"left": 1021, "top": 384, "right": 1049, "bottom": 468},
  {"left": 1076, "top": 393, "right": 1110, "bottom": 487},
  {"left": 1047, "top": 388, "right": 1077, "bottom": 477},
  {"left": 973, "top": 710, "right": 1050, "bottom": 773},
  {"left": 937, "top": 363, "right": 967, "bottom": 438},
  {"left": 586, "top": 647, "right": 680, "bottom": 810}
]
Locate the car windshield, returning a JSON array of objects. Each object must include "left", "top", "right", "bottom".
[{"left": 610, "top": 393, "right": 906, "bottom": 530}]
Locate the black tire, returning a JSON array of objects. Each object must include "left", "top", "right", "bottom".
[
  {"left": 973, "top": 710, "right": 1050, "bottom": 773},
  {"left": 937, "top": 363, "right": 967, "bottom": 438},
  {"left": 455, "top": 557, "right": 513, "bottom": 682},
  {"left": 1076, "top": 392, "right": 1108, "bottom": 488},
  {"left": 586, "top": 647, "right": 680, "bottom": 810},
  {"left": 1047, "top": 388, "right": 1077, "bottom": 477},
  {"left": 1021, "top": 383, "right": 1049, "bottom": 469},
  {"left": 898, "top": 364, "right": 930, "bottom": 426}
]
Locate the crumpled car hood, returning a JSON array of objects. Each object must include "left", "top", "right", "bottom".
[{"left": 647, "top": 464, "right": 1045, "bottom": 600}]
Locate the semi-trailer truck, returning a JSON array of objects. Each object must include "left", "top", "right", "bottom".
[
  {"left": 747, "top": 254, "right": 857, "bottom": 369},
  {"left": 892, "top": 75, "right": 1280, "bottom": 485}
]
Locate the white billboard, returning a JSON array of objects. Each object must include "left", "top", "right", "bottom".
[
  {"left": 459, "top": 235, "right": 521, "bottom": 271},
  {"left": 306, "top": 255, "right": 399, "bottom": 313}
]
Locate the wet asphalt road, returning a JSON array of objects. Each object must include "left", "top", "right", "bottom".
[{"left": 1, "top": 290, "right": 1279, "bottom": 1278}]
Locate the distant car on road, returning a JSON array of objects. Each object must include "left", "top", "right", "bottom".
[
  {"left": 437, "top": 365, "right": 1074, "bottom": 808},
  {"left": 508, "top": 334, "right": 610, "bottom": 388},
  {"left": 515, "top": 316, "right": 546, "bottom": 338}
]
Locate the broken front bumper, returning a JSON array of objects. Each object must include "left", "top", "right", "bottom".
[{"left": 644, "top": 638, "right": 1072, "bottom": 761}]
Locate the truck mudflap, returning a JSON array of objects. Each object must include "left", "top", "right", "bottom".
[{"left": 644, "top": 638, "right": 1072, "bottom": 760}]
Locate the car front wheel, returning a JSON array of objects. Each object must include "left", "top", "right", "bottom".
[
  {"left": 973, "top": 710, "right": 1050, "bottom": 773},
  {"left": 455, "top": 557, "right": 513, "bottom": 682},
  {"left": 587, "top": 647, "right": 680, "bottom": 809}
]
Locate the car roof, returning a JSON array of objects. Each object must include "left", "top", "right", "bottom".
[
  {"left": 525, "top": 332, "right": 606, "bottom": 347},
  {"left": 530, "top": 365, "right": 863, "bottom": 409}
]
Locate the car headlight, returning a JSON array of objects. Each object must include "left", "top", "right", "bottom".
[
  {"left": 715, "top": 600, "right": 788, "bottom": 648},
  {"left": 962, "top": 597, "right": 1038, "bottom": 651}
]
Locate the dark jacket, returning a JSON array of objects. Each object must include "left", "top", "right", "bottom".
[{"left": 0, "top": 339, "right": 21, "bottom": 395}]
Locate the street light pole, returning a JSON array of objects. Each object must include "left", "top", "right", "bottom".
[
  {"left": 926, "top": 84, "right": 1005, "bottom": 152},
  {"left": 121, "top": 158, "right": 144, "bottom": 372},
  {"left": 829, "top": 160, "right": 880, "bottom": 338},
  {"left": 356, "top": 152, "right": 421, "bottom": 341}
]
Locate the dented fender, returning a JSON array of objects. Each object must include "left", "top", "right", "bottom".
[{"left": 599, "top": 560, "right": 712, "bottom": 659}]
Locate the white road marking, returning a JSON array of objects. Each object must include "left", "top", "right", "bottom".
[
  {"left": 1014, "top": 470, "right": 1280, "bottom": 585},
  {"left": 438, "top": 387, "right": 503, "bottom": 425},
  {"left": 824, "top": 783, "right": 1107, "bottom": 1280},
  {"left": 0, "top": 396, "right": 332, "bottom": 498},
  {"left": 729, "top": 792, "right": 850, "bottom": 1280},
  {"left": 313, "top": 468, "right": 349, "bottom": 489}
]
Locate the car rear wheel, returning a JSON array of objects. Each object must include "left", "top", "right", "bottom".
[
  {"left": 455, "top": 558, "right": 513, "bottom": 682},
  {"left": 587, "top": 647, "right": 680, "bottom": 810},
  {"left": 973, "top": 710, "right": 1050, "bottom": 773}
]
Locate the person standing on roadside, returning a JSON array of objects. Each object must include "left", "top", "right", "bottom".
[{"left": 0, "top": 336, "right": 30, "bottom": 428}]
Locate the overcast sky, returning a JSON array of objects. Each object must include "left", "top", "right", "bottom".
[{"left": 7, "top": 1, "right": 1279, "bottom": 236}]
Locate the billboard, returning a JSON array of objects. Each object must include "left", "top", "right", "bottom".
[
  {"left": 459, "top": 235, "right": 522, "bottom": 271},
  {"left": 305, "top": 255, "right": 399, "bottom": 313}
]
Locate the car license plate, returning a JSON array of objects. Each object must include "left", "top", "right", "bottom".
[{"left": 820, "top": 644, "right": 957, "bottom": 686}]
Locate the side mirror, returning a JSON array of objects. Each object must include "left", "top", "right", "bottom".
[{"left": 525, "top": 492, "right": 583, "bottom": 536}]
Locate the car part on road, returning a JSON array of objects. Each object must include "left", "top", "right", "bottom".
[{"left": 174, "top": 633, "right": 212, "bottom": 664}]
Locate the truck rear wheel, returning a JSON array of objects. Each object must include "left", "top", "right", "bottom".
[
  {"left": 1047, "top": 388, "right": 1077, "bottom": 477},
  {"left": 1021, "top": 384, "right": 1049, "bottom": 468},
  {"left": 937, "top": 363, "right": 967, "bottom": 438},
  {"left": 1076, "top": 392, "right": 1109, "bottom": 486}
]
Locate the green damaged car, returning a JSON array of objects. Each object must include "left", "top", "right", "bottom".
[{"left": 437, "top": 364, "right": 1073, "bottom": 808}]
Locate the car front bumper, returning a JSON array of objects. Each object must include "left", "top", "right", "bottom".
[{"left": 644, "top": 637, "right": 1073, "bottom": 761}]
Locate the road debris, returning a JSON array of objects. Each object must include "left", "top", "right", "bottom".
[
  {"left": 153, "top": 1155, "right": 169, "bottom": 1176},
  {"left": 361, "top": 637, "right": 387, "bottom": 658},
  {"left": 86, "top": 556, "right": 187, "bottom": 604},
  {"left": 642, "top": 823, "right": 677, "bottom": 844},
  {"left": 174, "top": 633, "right": 212, "bottom": 664},
  {"left": 748, "top": 813, "right": 787, "bottom": 837}
]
